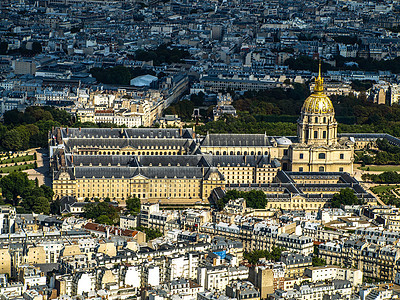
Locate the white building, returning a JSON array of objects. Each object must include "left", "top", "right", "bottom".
[
  {"left": 304, "top": 266, "right": 362, "bottom": 287},
  {"left": 197, "top": 265, "right": 249, "bottom": 291}
]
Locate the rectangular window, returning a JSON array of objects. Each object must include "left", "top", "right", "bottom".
[
  {"left": 323, "top": 131, "right": 326, "bottom": 138},
  {"left": 314, "top": 131, "right": 318, "bottom": 139},
  {"left": 300, "top": 154, "right": 304, "bottom": 159},
  {"left": 340, "top": 154, "right": 344, "bottom": 159}
]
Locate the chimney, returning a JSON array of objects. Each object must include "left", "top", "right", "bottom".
[
  {"left": 179, "top": 127, "right": 182, "bottom": 137},
  {"left": 66, "top": 127, "right": 69, "bottom": 134},
  {"left": 79, "top": 127, "right": 81, "bottom": 132}
]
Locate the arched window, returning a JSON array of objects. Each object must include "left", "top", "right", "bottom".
[
  {"left": 251, "top": 151, "right": 255, "bottom": 155},
  {"left": 319, "top": 166, "right": 325, "bottom": 172},
  {"left": 237, "top": 151, "right": 241, "bottom": 155},
  {"left": 318, "top": 153, "right": 326, "bottom": 159},
  {"left": 216, "top": 151, "right": 220, "bottom": 155},
  {"left": 230, "top": 151, "right": 234, "bottom": 155},
  {"left": 223, "top": 151, "right": 227, "bottom": 155}
]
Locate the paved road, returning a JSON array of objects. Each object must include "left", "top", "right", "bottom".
[{"left": 26, "top": 148, "right": 51, "bottom": 186}]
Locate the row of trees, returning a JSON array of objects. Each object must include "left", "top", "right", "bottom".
[
  {"left": 243, "top": 247, "right": 284, "bottom": 264},
  {"left": 234, "top": 84, "right": 310, "bottom": 116},
  {"left": 0, "top": 172, "right": 54, "bottom": 214},
  {"left": 135, "top": 44, "right": 190, "bottom": 65},
  {"left": 217, "top": 190, "right": 268, "bottom": 210},
  {"left": 362, "top": 171, "right": 400, "bottom": 184},
  {"left": 356, "top": 139, "right": 400, "bottom": 166},
  {"left": 197, "top": 114, "right": 298, "bottom": 136},
  {"left": 89, "top": 66, "right": 157, "bottom": 85},
  {"left": 0, "top": 107, "right": 72, "bottom": 151}
]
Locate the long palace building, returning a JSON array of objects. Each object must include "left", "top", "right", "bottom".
[{"left": 49, "top": 71, "right": 377, "bottom": 209}]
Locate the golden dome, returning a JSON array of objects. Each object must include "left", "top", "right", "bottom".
[{"left": 301, "top": 63, "right": 334, "bottom": 115}]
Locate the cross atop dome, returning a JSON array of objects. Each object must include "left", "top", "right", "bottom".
[{"left": 314, "top": 61, "right": 324, "bottom": 94}]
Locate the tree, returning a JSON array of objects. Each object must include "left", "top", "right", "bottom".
[
  {"left": 135, "top": 226, "right": 163, "bottom": 241},
  {"left": 0, "top": 172, "right": 33, "bottom": 205},
  {"left": 2, "top": 130, "right": 24, "bottom": 151},
  {"left": 32, "top": 197, "right": 50, "bottom": 214},
  {"left": 40, "top": 185, "right": 54, "bottom": 200},
  {"left": 21, "top": 186, "right": 49, "bottom": 213},
  {"left": 218, "top": 190, "right": 267, "bottom": 210},
  {"left": 96, "top": 215, "right": 113, "bottom": 225},
  {"left": 243, "top": 247, "right": 284, "bottom": 264},
  {"left": 331, "top": 188, "right": 361, "bottom": 208},
  {"left": 0, "top": 42, "right": 8, "bottom": 55},
  {"left": 312, "top": 257, "right": 326, "bottom": 267},
  {"left": 32, "top": 42, "right": 42, "bottom": 54},
  {"left": 126, "top": 197, "right": 140, "bottom": 214},
  {"left": 84, "top": 202, "right": 119, "bottom": 224}
]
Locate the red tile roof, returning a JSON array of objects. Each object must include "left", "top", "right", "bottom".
[{"left": 83, "top": 222, "right": 139, "bottom": 237}]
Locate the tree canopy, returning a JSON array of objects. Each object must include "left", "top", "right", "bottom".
[
  {"left": 0, "top": 172, "right": 53, "bottom": 214},
  {"left": 135, "top": 226, "right": 163, "bottom": 241},
  {"left": 125, "top": 197, "right": 141, "bottom": 215},
  {"left": 362, "top": 171, "right": 400, "bottom": 184},
  {"left": 217, "top": 190, "right": 267, "bottom": 210},
  {"left": 89, "top": 66, "right": 156, "bottom": 85},
  {"left": 84, "top": 202, "right": 120, "bottom": 225},
  {"left": 331, "top": 188, "right": 362, "bottom": 208},
  {"left": 244, "top": 247, "right": 284, "bottom": 264},
  {"left": 0, "top": 107, "right": 72, "bottom": 151},
  {"left": 135, "top": 44, "right": 190, "bottom": 65}
]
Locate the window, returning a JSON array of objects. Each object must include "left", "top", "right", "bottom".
[
  {"left": 315, "top": 117, "right": 318, "bottom": 123},
  {"left": 314, "top": 131, "right": 318, "bottom": 139},
  {"left": 319, "top": 166, "right": 324, "bottom": 172},
  {"left": 284, "top": 149, "right": 288, "bottom": 156},
  {"left": 339, "top": 167, "right": 344, "bottom": 172},
  {"left": 323, "top": 131, "right": 326, "bottom": 138},
  {"left": 318, "top": 153, "right": 326, "bottom": 159},
  {"left": 300, "top": 153, "right": 304, "bottom": 159},
  {"left": 299, "top": 167, "right": 303, "bottom": 172},
  {"left": 340, "top": 154, "right": 344, "bottom": 159}
]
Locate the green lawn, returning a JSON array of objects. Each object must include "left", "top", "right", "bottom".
[
  {"left": 359, "top": 165, "right": 400, "bottom": 172},
  {"left": 0, "top": 155, "right": 35, "bottom": 165},
  {"left": 0, "top": 163, "right": 36, "bottom": 173},
  {"left": 371, "top": 185, "right": 400, "bottom": 194}
]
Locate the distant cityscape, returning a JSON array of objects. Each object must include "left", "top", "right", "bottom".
[{"left": 2, "top": 0, "right": 400, "bottom": 300}]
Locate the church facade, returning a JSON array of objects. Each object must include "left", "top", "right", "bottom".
[{"left": 289, "top": 66, "right": 354, "bottom": 173}]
